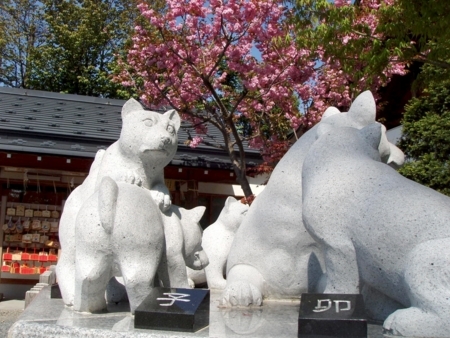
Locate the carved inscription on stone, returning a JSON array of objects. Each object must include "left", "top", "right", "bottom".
[
  {"left": 312, "top": 299, "right": 351, "bottom": 313},
  {"left": 157, "top": 292, "right": 191, "bottom": 307}
]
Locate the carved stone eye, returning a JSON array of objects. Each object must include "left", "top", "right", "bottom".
[
  {"left": 144, "top": 118, "right": 154, "bottom": 127},
  {"left": 167, "top": 125, "right": 175, "bottom": 135}
]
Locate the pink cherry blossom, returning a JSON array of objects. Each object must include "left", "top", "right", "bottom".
[
  {"left": 115, "top": 0, "right": 405, "bottom": 181},
  {"left": 189, "top": 136, "right": 204, "bottom": 148},
  {"left": 308, "top": 0, "right": 406, "bottom": 114},
  {"left": 334, "top": 0, "right": 351, "bottom": 7}
]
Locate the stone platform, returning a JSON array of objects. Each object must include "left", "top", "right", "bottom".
[{"left": 8, "top": 286, "right": 389, "bottom": 338}]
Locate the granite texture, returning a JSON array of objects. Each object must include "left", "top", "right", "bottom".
[
  {"left": 302, "top": 122, "right": 450, "bottom": 337},
  {"left": 0, "top": 300, "right": 24, "bottom": 338},
  {"left": 224, "top": 91, "right": 405, "bottom": 306},
  {"left": 101, "top": 205, "right": 208, "bottom": 305},
  {"left": 8, "top": 286, "right": 388, "bottom": 338},
  {"left": 57, "top": 99, "right": 181, "bottom": 308},
  {"left": 158, "top": 205, "right": 209, "bottom": 288},
  {"left": 56, "top": 99, "right": 209, "bottom": 315},
  {"left": 0, "top": 309, "right": 23, "bottom": 338},
  {"left": 39, "top": 269, "right": 56, "bottom": 285},
  {"left": 25, "top": 269, "right": 57, "bottom": 309},
  {"left": 188, "top": 197, "right": 249, "bottom": 289}
]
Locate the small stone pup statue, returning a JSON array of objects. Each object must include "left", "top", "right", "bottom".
[
  {"left": 187, "top": 196, "right": 249, "bottom": 288},
  {"left": 158, "top": 204, "right": 209, "bottom": 289}
]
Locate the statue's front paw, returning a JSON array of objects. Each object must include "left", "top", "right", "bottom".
[
  {"left": 222, "top": 281, "right": 262, "bottom": 307},
  {"left": 162, "top": 194, "right": 171, "bottom": 212},
  {"left": 128, "top": 172, "right": 143, "bottom": 186},
  {"left": 208, "top": 278, "right": 227, "bottom": 290},
  {"left": 117, "top": 171, "right": 142, "bottom": 186},
  {"left": 154, "top": 192, "right": 171, "bottom": 212}
]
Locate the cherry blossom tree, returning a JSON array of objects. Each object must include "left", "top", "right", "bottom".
[
  {"left": 116, "top": 0, "right": 320, "bottom": 198},
  {"left": 116, "top": 0, "right": 412, "bottom": 198}
]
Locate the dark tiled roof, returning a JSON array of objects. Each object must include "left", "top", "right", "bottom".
[{"left": 0, "top": 87, "right": 261, "bottom": 168}]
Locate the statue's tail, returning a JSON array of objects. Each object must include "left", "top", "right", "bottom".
[{"left": 98, "top": 176, "right": 118, "bottom": 234}]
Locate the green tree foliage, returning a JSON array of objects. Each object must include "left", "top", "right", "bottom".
[
  {"left": 0, "top": 0, "right": 145, "bottom": 98},
  {"left": 383, "top": 1, "right": 450, "bottom": 72},
  {"left": 398, "top": 65, "right": 450, "bottom": 196},
  {"left": 293, "top": 0, "right": 450, "bottom": 88},
  {"left": 0, "top": 0, "right": 46, "bottom": 88},
  {"left": 28, "top": 0, "right": 139, "bottom": 98}
]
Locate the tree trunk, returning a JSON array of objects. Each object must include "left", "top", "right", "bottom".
[
  {"left": 227, "top": 143, "right": 254, "bottom": 199},
  {"left": 233, "top": 164, "right": 253, "bottom": 198}
]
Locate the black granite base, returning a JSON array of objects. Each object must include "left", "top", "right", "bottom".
[
  {"left": 134, "top": 287, "right": 210, "bottom": 332},
  {"left": 50, "top": 284, "right": 62, "bottom": 299},
  {"left": 298, "top": 293, "right": 367, "bottom": 338}
]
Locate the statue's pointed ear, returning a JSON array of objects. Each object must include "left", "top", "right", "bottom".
[
  {"left": 321, "top": 106, "right": 340, "bottom": 121},
  {"left": 191, "top": 206, "right": 206, "bottom": 223},
  {"left": 225, "top": 196, "right": 237, "bottom": 209},
  {"left": 347, "top": 90, "right": 376, "bottom": 127},
  {"left": 359, "top": 122, "right": 382, "bottom": 149},
  {"left": 164, "top": 109, "right": 181, "bottom": 131},
  {"left": 387, "top": 143, "right": 405, "bottom": 169},
  {"left": 122, "top": 98, "right": 143, "bottom": 117}
]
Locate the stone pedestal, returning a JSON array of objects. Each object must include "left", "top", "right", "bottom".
[
  {"left": 8, "top": 287, "right": 385, "bottom": 338},
  {"left": 298, "top": 294, "right": 367, "bottom": 338},
  {"left": 135, "top": 287, "right": 210, "bottom": 332}
]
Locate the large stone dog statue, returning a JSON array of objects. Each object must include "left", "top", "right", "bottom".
[
  {"left": 223, "top": 91, "right": 405, "bottom": 306},
  {"left": 57, "top": 98, "right": 181, "bottom": 306},
  {"left": 302, "top": 122, "right": 450, "bottom": 337}
]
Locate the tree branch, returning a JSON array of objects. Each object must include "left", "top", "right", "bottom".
[{"left": 412, "top": 54, "right": 450, "bottom": 69}]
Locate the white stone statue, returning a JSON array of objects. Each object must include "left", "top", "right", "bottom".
[
  {"left": 302, "top": 122, "right": 450, "bottom": 337},
  {"left": 106, "top": 204, "right": 208, "bottom": 305},
  {"left": 57, "top": 98, "right": 209, "bottom": 313},
  {"left": 158, "top": 204, "right": 209, "bottom": 288},
  {"left": 74, "top": 177, "right": 164, "bottom": 313},
  {"left": 74, "top": 177, "right": 207, "bottom": 313},
  {"left": 187, "top": 196, "right": 249, "bottom": 289},
  {"left": 223, "top": 91, "right": 405, "bottom": 306}
]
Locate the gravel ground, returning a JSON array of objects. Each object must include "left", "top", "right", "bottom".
[{"left": 0, "top": 309, "right": 23, "bottom": 338}]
